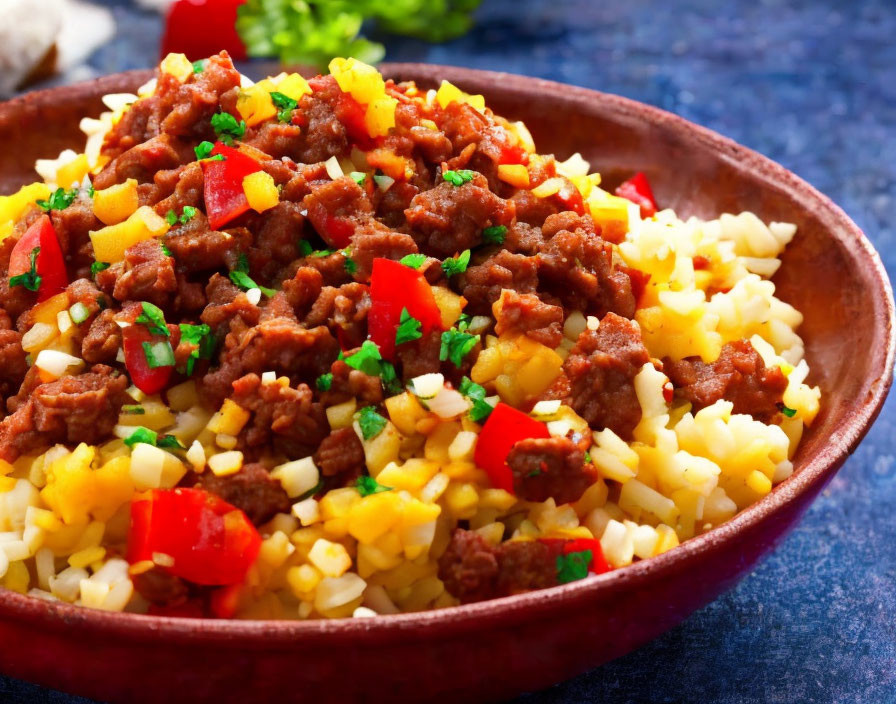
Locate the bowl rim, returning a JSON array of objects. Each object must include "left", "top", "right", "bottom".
[{"left": 0, "top": 62, "right": 893, "bottom": 646}]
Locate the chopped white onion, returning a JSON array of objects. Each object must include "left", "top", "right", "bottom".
[
  {"left": 408, "top": 373, "right": 444, "bottom": 400},
  {"left": 427, "top": 388, "right": 471, "bottom": 419}
]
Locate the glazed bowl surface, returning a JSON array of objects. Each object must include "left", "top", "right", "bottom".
[{"left": 0, "top": 64, "right": 891, "bottom": 704}]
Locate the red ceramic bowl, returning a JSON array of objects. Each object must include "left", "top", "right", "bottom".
[{"left": 0, "top": 65, "right": 892, "bottom": 704}]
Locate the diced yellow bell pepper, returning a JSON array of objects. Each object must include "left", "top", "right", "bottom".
[
  {"left": 435, "top": 80, "right": 486, "bottom": 111},
  {"left": 236, "top": 86, "right": 277, "bottom": 127},
  {"left": 56, "top": 154, "right": 90, "bottom": 189},
  {"left": 89, "top": 206, "right": 170, "bottom": 263},
  {"left": 0, "top": 182, "right": 52, "bottom": 240},
  {"left": 329, "top": 58, "right": 385, "bottom": 104},
  {"left": 160, "top": 52, "right": 194, "bottom": 83},
  {"left": 364, "top": 95, "right": 398, "bottom": 138},
  {"left": 497, "top": 164, "right": 530, "bottom": 189},
  {"left": 93, "top": 178, "right": 139, "bottom": 225},
  {"left": 243, "top": 171, "right": 280, "bottom": 212},
  {"left": 276, "top": 73, "right": 312, "bottom": 101}
]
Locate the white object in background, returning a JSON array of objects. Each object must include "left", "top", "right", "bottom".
[{"left": 0, "top": 0, "right": 65, "bottom": 96}]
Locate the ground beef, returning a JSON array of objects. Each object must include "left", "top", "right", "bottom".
[
  {"left": 192, "top": 462, "right": 292, "bottom": 526},
  {"left": 506, "top": 436, "right": 597, "bottom": 505},
  {"left": 664, "top": 339, "right": 788, "bottom": 422},
  {"left": 404, "top": 174, "right": 514, "bottom": 257},
  {"left": 438, "top": 529, "right": 564, "bottom": 604},
  {"left": 293, "top": 251, "right": 352, "bottom": 288},
  {"left": 132, "top": 568, "right": 190, "bottom": 608},
  {"left": 94, "top": 134, "right": 193, "bottom": 190},
  {"left": 348, "top": 222, "right": 418, "bottom": 281},
  {"left": 395, "top": 329, "right": 443, "bottom": 381},
  {"left": 303, "top": 177, "right": 373, "bottom": 249},
  {"left": 282, "top": 267, "right": 323, "bottom": 318},
  {"left": 460, "top": 250, "right": 539, "bottom": 315},
  {"left": 151, "top": 161, "right": 204, "bottom": 221},
  {"left": 200, "top": 274, "right": 261, "bottom": 338},
  {"left": 492, "top": 289, "right": 564, "bottom": 348},
  {"left": 562, "top": 312, "right": 651, "bottom": 440},
  {"left": 510, "top": 189, "right": 560, "bottom": 226},
  {"left": 50, "top": 198, "right": 101, "bottom": 275},
  {"left": 229, "top": 373, "right": 329, "bottom": 459},
  {"left": 537, "top": 214, "right": 637, "bottom": 318},
  {"left": 320, "top": 360, "right": 384, "bottom": 408},
  {"left": 0, "top": 365, "right": 129, "bottom": 462},
  {"left": 163, "top": 211, "right": 248, "bottom": 273},
  {"left": 313, "top": 427, "right": 365, "bottom": 487},
  {"left": 303, "top": 282, "right": 370, "bottom": 349},
  {"left": 248, "top": 201, "right": 306, "bottom": 283},
  {"left": 111, "top": 239, "right": 178, "bottom": 308},
  {"left": 0, "top": 329, "right": 28, "bottom": 404}
]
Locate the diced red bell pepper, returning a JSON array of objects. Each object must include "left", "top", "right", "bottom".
[
  {"left": 614, "top": 172, "right": 658, "bottom": 218},
  {"left": 122, "top": 324, "right": 174, "bottom": 395},
  {"left": 368, "top": 257, "right": 443, "bottom": 359},
  {"left": 334, "top": 92, "right": 377, "bottom": 150},
  {"left": 161, "top": 0, "right": 247, "bottom": 61},
  {"left": 128, "top": 487, "right": 261, "bottom": 587},
  {"left": 209, "top": 583, "right": 243, "bottom": 619},
  {"left": 8, "top": 214, "right": 68, "bottom": 302},
  {"left": 202, "top": 142, "right": 261, "bottom": 230},
  {"left": 498, "top": 143, "right": 529, "bottom": 166},
  {"left": 540, "top": 537, "right": 611, "bottom": 575},
  {"left": 474, "top": 402, "right": 551, "bottom": 493},
  {"left": 553, "top": 179, "right": 585, "bottom": 216}
]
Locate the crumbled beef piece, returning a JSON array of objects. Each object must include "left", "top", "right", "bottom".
[
  {"left": 201, "top": 319, "right": 338, "bottom": 406},
  {"left": 562, "top": 312, "right": 650, "bottom": 439},
  {"left": 313, "top": 427, "right": 365, "bottom": 487},
  {"left": 230, "top": 373, "right": 329, "bottom": 460},
  {"left": 0, "top": 329, "right": 28, "bottom": 405},
  {"left": 248, "top": 201, "right": 305, "bottom": 283},
  {"left": 292, "top": 76, "right": 349, "bottom": 163},
  {"left": 460, "top": 250, "right": 538, "bottom": 315},
  {"left": 348, "top": 222, "right": 418, "bottom": 281},
  {"left": 132, "top": 568, "right": 190, "bottom": 608},
  {"left": 303, "top": 282, "right": 370, "bottom": 349},
  {"left": 152, "top": 161, "right": 204, "bottom": 219},
  {"left": 291, "top": 250, "right": 352, "bottom": 288},
  {"left": 404, "top": 173, "right": 514, "bottom": 257},
  {"left": 664, "top": 339, "right": 788, "bottom": 423},
  {"left": 94, "top": 134, "right": 193, "bottom": 190},
  {"left": 81, "top": 309, "right": 123, "bottom": 364},
  {"left": 200, "top": 274, "right": 261, "bottom": 337},
  {"left": 504, "top": 221, "right": 545, "bottom": 255},
  {"left": 243, "top": 122, "right": 304, "bottom": 161},
  {"left": 506, "top": 436, "right": 597, "bottom": 505},
  {"left": 111, "top": 239, "right": 178, "bottom": 307},
  {"left": 0, "top": 365, "right": 130, "bottom": 462},
  {"left": 163, "top": 212, "right": 248, "bottom": 273},
  {"left": 492, "top": 289, "right": 564, "bottom": 348},
  {"left": 50, "top": 198, "right": 101, "bottom": 275},
  {"left": 303, "top": 177, "right": 373, "bottom": 249},
  {"left": 396, "top": 329, "right": 443, "bottom": 381},
  {"left": 282, "top": 267, "right": 323, "bottom": 318},
  {"left": 193, "top": 461, "right": 292, "bottom": 526},
  {"left": 537, "top": 214, "right": 637, "bottom": 318},
  {"left": 510, "top": 189, "right": 560, "bottom": 227},
  {"left": 438, "top": 529, "right": 565, "bottom": 604},
  {"left": 320, "top": 360, "right": 384, "bottom": 408}
]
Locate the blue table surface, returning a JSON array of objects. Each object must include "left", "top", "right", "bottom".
[{"left": 2, "top": 1, "right": 895, "bottom": 702}]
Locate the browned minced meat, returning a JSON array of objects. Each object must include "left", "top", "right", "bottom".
[
  {"left": 303, "top": 282, "right": 370, "bottom": 350},
  {"left": 304, "top": 177, "right": 373, "bottom": 248},
  {"left": 438, "top": 529, "right": 565, "bottom": 604},
  {"left": 320, "top": 360, "right": 384, "bottom": 408},
  {"left": 506, "top": 436, "right": 597, "bottom": 505},
  {"left": 562, "top": 313, "right": 650, "bottom": 440},
  {"left": 230, "top": 373, "right": 329, "bottom": 460},
  {"left": 460, "top": 250, "right": 539, "bottom": 315},
  {"left": 349, "top": 221, "right": 418, "bottom": 282},
  {"left": 0, "top": 329, "right": 28, "bottom": 407},
  {"left": 313, "top": 427, "right": 366, "bottom": 487},
  {"left": 0, "top": 365, "right": 130, "bottom": 462},
  {"left": 664, "top": 339, "right": 788, "bottom": 423},
  {"left": 492, "top": 289, "right": 564, "bottom": 348},
  {"left": 191, "top": 462, "right": 291, "bottom": 526},
  {"left": 112, "top": 240, "right": 178, "bottom": 307},
  {"left": 132, "top": 568, "right": 190, "bottom": 608}
]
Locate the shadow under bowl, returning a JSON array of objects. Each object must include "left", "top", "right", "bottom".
[{"left": 0, "top": 64, "right": 891, "bottom": 704}]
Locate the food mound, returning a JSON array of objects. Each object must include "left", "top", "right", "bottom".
[{"left": 0, "top": 52, "right": 820, "bottom": 619}]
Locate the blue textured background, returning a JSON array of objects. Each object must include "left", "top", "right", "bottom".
[{"left": 2, "top": 1, "right": 894, "bottom": 702}]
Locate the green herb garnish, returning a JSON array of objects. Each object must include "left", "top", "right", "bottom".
[
  {"left": 779, "top": 404, "right": 797, "bottom": 418},
  {"left": 298, "top": 240, "right": 313, "bottom": 257},
  {"left": 194, "top": 141, "right": 216, "bottom": 160},
  {"left": 269, "top": 91, "right": 298, "bottom": 123},
  {"left": 556, "top": 549, "right": 592, "bottom": 584},
  {"left": 356, "top": 474, "right": 393, "bottom": 497},
  {"left": 441, "top": 249, "right": 470, "bottom": 277},
  {"left": 179, "top": 323, "right": 215, "bottom": 376},
  {"left": 357, "top": 406, "right": 388, "bottom": 440},
  {"left": 349, "top": 171, "right": 367, "bottom": 186},
  {"left": 142, "top": 340, "right": 175, "bottom": 369},
  {"left": 135, "top": 302, "right": 169, "bottom": 337},
  {"left": 442, "top": 169, "right": 475, "bottom": 186},
  {"left": 121, "top": 405, "right": 145, "bottom": 415},
  {"left": 342, "top": 248, "right": 357, "bottom": 275},
  {"left": 316, "top": 373, "right": 333, "bottom": 392},
  {"left": 344, "top": 341, "right": 401, "bottom": 394},
  {"left": 9, "top": 247, "right": 41, "bottom": 292},
  {"left": 229, "top": 253, "right": 276, "bottom": 297},
  {"left": 482, "top": 225, "right": 507, "bottom": 245},
  {"left": 36, "top": 187, "right": 77, "bottom": 212},
  {"left": 395, "top": 308, "right": 422, "bottom": 347},
  {"left": 439, "top": 328, "right": 478, "bottom": 368},
  {"left": 90, "top": 261, "right": 110, "bottom": 278},
  {"left": 458, "top": 376, "right": 493, "bottom": 423},
  {"left": 192, "top": 59, "right": 206, "bottom": 74},
  {"left": 400, "top": 253, "right": 426, "bottom": 269},
  {"left": 211, "top": 112, "right": 247, "bottom": 145}
]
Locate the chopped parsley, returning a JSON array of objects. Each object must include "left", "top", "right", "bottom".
[
  {"left": 192, "top": 59, "right": 206, "bottom": 74},
  {"left": 124, "top": 426, "right": 184, "bottom": 450},
  {"left": 442, "top": 169, "right": 475, "bottom": 187},
  {"left": 90, "top": 261, "right": 110, "bottom": 278},
  {"left": 356, "top": 474, "right": 393, "bottom": 497},
  {"left": 349, "top": 171, "right": 367, "bottom": 186},
  {"left": 211, "top": 112, "right": 246, "bottom": 145},
  {"left": 298, "top": 240, "right": 313, "bottom": 257},
  {"left": 344, "top": 341, "right": 401, "bottom": 394},
  {"left": 455, "top": 313, "right": 473, "bottom": 332},
  {"left": 161, "top": 243, "right": 173, "bottom": 258},
  {"left": 269, "top": 91, "right": 297, "bottom": 123},
  {"left": 400, "top": 253, "right": 427, "bottom": 269},
  {"left": 135, "top": 302, "right": 169, "bottom": 337},
  {"left": 482, "top": 225, "right": 507, "bottom": 245},
  {"left": 315, "top": 372, "right": 333, "bottom": 392},
  {"left": 357, "top": 406, "right": 388, "bottom": 440},
  {"left": 86, "top": 184, "right": 96, "bottom": 198},
  {"left": 9, "top": 247, "right": 41, "bottom": 292},
  {"left": 556, "top": 549, "right": 592, "bottom": 584},
  {"left": 311, "top": 249, "right": 335, "bottom": 258},
  {"left": 439, "top": 328, "right": 478, "bottom": 368},
  {"left": 458, "top": 376, "right": 493, "bottom": 423},
  {"left": 342, "top": 248, "right": 357, "bottom": 275},
  {"left": 584, "top": 451, "right": 592, "bottom": 464},
  {"left": 142, "top": 340, "right": 175, "bottom": 369},
  {"left": 778, "top": 404, "right": 797, "bottom": 418},
  {"left": 441, "top": 249, "right": 470, "bottom": 277},
  {"left": 194, "top": 141, "right": 216, "bottom": 160},
  {"left": 165, "top": 206, "right": 197, "bottom": 226},
  {"left": 395, "top": 308, "right": 422, "bottom": 347},
  {"left": 36, "top": 187, "right": 77, "bottom": 212},
  {"left": 229, "top": 253, "right": 276, "bottom": 297},
  {"left": 179, "top": 323, "right": 215, "bottom": 376}
]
